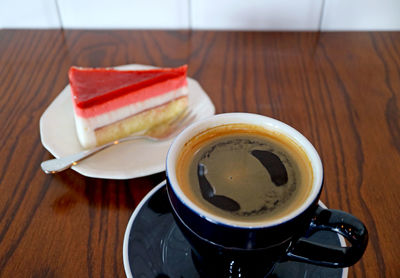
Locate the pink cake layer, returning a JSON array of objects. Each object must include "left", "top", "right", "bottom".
[{"left": 69, "top": 65, "right": 188, "bottom": 118}]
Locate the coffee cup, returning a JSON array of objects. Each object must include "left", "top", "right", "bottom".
[{"left": 166, "top": 113, "right": 368, "bottom": 277}]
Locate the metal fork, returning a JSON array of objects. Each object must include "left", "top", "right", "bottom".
[{"left": 41, "top": 110, "right": 196, "bottom": 174}]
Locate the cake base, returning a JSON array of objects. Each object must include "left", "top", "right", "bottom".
[{"left": 93, "top": 96, "right": 188, "bottom": 147}]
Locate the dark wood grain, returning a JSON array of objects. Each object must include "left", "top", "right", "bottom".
[{"left": 0, "top": 29, "right": 399, "bottom": 278}]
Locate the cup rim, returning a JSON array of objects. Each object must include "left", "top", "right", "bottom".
[{"left": 166, "top": 113, "right": 323, "bottom": 228}]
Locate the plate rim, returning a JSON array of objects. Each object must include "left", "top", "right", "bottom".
[{"left": 123, "top": 180, "right": 167, "bottom": 278}]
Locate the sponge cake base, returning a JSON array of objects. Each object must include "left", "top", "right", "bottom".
[{"left": 91, "top": 96, "right": 188, "bottom": 147}]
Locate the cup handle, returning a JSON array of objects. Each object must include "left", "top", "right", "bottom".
[{"left": 286, "top": 205, "right": 368, "bottom": 268}]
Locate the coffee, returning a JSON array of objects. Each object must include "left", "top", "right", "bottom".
[{"left": 176, "top": 123, "right": 313, "bottom": 224}]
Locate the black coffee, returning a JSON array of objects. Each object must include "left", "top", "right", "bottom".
[{"left": 176, "top": 124, "right": 312, "bottom": 224}]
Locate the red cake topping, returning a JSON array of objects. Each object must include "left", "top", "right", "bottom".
[{"left": 69, "top": 65, "right": 188, "bottom": 114}]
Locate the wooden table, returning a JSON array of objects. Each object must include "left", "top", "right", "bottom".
[{"left": 0, "top": 30, "right": 399, "bottom": 277}]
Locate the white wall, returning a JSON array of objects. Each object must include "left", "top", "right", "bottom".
[
  {"left": 0, "top": 0, "right": 61, "bottom": 28},
  {"left": 321, "top": 0, "right": 400, "bottom": 30},
  {"left": 0, "top": 0, "right": 399, "bottom": 30}
]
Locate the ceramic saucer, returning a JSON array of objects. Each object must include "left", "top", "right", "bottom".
[{"left": 123, "top": 181, "right": 348, "bottom": 278}]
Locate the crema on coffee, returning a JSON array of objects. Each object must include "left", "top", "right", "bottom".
[{"left": 176, "top": 123, "right": 313, "bottom": 225}]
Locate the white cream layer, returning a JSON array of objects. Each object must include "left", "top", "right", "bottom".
[{"left": 73, "top": 86, "right": 188, "bottom": 148}]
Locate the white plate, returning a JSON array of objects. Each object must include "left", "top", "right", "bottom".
[{"left": 39, "top": 64, "right": 215, "bottom": 179}]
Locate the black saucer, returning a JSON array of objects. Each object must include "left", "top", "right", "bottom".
[{"left": 123, "top": 181, "right": 347, "bottom": 278}]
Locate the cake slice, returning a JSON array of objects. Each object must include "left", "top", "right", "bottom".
[{"left": 69, "top": 65, "right": 189, "bottom": 148}]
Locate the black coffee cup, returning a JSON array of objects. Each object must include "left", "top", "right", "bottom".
[{"left": 166, "top": 113, "right": 368, "bottom": 277}]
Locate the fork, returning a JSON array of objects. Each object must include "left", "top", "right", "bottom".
[{"left": 41, "top": 110, "right": 196, "bottom": 174}]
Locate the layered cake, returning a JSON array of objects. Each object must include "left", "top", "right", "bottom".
[{"left": 69, "top": 65, "right": 189, "bottom": 148}]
